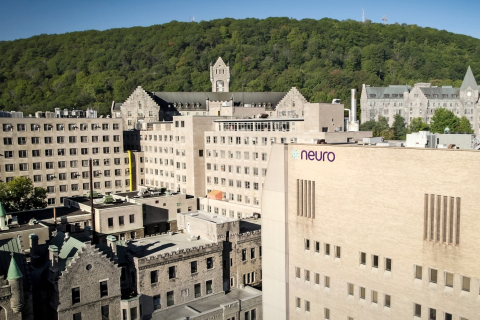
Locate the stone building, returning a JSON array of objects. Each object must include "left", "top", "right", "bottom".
[
  {"left": 361, "top": 66, "right": 480, "bottom": 132},
  {"left": 262, "top": 143, "right": 480, "bottom": 320},
  {"left": 47, "top": 232, "right": 121, "bottom": 320},
  {"left": 0, "top": 111, "right": 131, "bottom": 206}
]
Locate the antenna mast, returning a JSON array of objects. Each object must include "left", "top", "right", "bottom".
[
  {"left": 362, "top": 8, "right": 365, "bottom": 23},
  {"left": 382, "top": 15, "right": 388, "bottom": 25}
]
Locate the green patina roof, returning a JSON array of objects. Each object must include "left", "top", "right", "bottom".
[
  {"left": 0, "top": 202, "right": 6, "bottom": 217},
  {"left": 7, "top": 253, "right": 22, "bottom": 280},
  {"left": 49, "top": 232, "right": 86, "bottom": 271}
]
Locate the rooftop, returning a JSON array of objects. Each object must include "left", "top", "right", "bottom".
[
  {"left": 152, "top": 286, "right": 262, "bottom": 320},
  {"left": 69, "top": 196, "right": 137, "bottom": 209},
  {"left": 127, "top": 232, "right": 215, "bottom": 258},
  {"left": 178, "top": 210, "right": 238, "bottom": 224}
]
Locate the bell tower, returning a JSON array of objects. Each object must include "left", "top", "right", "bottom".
[{"left": 210, "top": 57, "right": 230, "bottom": 92}]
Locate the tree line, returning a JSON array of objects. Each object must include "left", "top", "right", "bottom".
[
  {"left": 360, "top": 108, "right": 474, "bottom": 140},
  {"left": 1, "top": 17, "right": 480, "bottom": 116}
]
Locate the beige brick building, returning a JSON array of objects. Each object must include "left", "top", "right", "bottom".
[
  {"left": 0, "top": 113, "right": 131, "bottom": 206},
  {"left": 262, "top": 143, "right": 480, "bottom": 320}
]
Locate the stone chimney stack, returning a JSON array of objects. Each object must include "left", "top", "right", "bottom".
[
  {"left": 7, "top": 254, "right": 24, "bottom": 313},
  {"left": 29, "top": 234, "right": 39, "bottom": 267},
  {"left": 49, "top": 245, "right": 59, "bottom": 281},
  {"left": 106, "top": 235, "right": 118, "bottom": 263}
]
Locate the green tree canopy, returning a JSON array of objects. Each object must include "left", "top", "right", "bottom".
[
  {"left": 0, "top": 177, "right": 47, "bottom": 212},
  {"left": 373, "top": 116, "right": 390, "bottom": 137},
  {"left": 457, "top": 116, "right": 474, "bottom": 133},
  {"left": 430, "top": 108, "right": 461, "bottom": 133},
  {"left": 0, "top": 18, "right": 479, "bottom": 116},
  {"left": 359, "top": 119, "right": 376, "bottom": 131},
  {"left": 408, "top": 117, "right": 430, "bottom": 133},
  {"left": 391, "top": 114, "right": 407, "bottom": 140}
]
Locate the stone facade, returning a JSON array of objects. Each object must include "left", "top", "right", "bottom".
[
  {"left": 361, "top": 67, "right": 480, "bottom": 133},
  {"left": 210, "top": 57, "right": 230, "bottom": 93}
]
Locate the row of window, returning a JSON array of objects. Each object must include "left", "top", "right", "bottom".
[
  {"left": 207, "top": 177, "right": 261, "bottom": 190},
  {"left": 45, "top": 181, "right": 127, "bottom": 193},
  {"left": 3, "top": 135, "right": 121, "bottom": 146},
  {"left": 2, "top": 148, "right": 120, "bottom": 159},
  {"left": 137, "top": 134, "right": 185, "bottom": 143},
  {"left": 206, "top": 165, "right": 267, "bottom": 176},
  {"left": 151, "top": 258, "right": 215, "bottom": 284},
  {"left": 241, "top": 247, "right": 262, "bottom": 261},
  {"left": 200, "top": 205, "right": 255, "bottom": 219},
  {"left": 206, "top": 135, "right": 288, "bottom": 145},
  {"left": 4, "top": 160, "right": 127, "bottom": 172},
  {"left": 107, "top": 214, "right": 136, "bottom": 228},
  {"left": 413, "top": 303, "right": 467, "bottom": 320},
  {"left": 2, "top": 123, "right": 118, "bottom": 132},
  {"left": 414, "top": 265, "right": 475, "bottom": 293},
  {"left": 205, "top": 150, "right": 268, "bottom": 161}
]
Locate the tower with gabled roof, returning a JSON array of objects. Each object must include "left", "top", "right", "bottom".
[{"left": 210, "top": 57, "right": 230, "bottom": 92}]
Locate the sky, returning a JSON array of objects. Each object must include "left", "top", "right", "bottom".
[{"left": 0, "top": 0, "right": 479, "bottom": 41}]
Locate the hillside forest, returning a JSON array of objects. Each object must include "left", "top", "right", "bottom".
[{"left": 1, "top": 17, "right": 480, "bottom": 118}]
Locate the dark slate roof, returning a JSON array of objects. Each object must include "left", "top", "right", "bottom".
[
  {"left": 460, "top": 66, "right": 478, "bottom": 91},
  {"left": 9, "top": 206, "right": 89, "bottom": 225},
  {"left": 365, "top": 85, "right": 411, "bottom": 98},
  {"left": 112, "top": 103, "right": 123, "bottom": 111},
  {"left": 152, "top": 92, "right": 286, "bottom": 110},
  {"left": 420, "top": 87, "right": 460, "bottom": 98}
]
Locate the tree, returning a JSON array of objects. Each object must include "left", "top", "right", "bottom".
[
  {"left": 373, "top": 116, "right": 390, "bottom": 137},
  {"left": 391, "top": 114, "right": 407, "bottom": 140},
  {"left": 360, "top": 119, "right": 376, "bottom": 131},
  {"left": 408, "top": 117, "right": 429, "bottom": 133},
  {"left": 0, "top": 177, "right": 47, "bottom": 213},
  {"left": 457, "top": 116, "right": 474, "bottom": 133},
  {"left": 430, "top": 108, "right": 460, "bottom": 133}
]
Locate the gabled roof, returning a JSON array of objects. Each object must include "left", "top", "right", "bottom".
[
  {"left": 460, "top": 66, "right": 478, "bottom": 91},
  {"left": 49, "top": 232, "right": 85, "bottom": 271}
]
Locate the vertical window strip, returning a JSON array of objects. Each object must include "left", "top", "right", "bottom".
[
  {"left": 436, "top": 195, "right": 441, "bottom": 242},
  {"left": 424, "top": 194, "right": 428, "bottom": 240},
  {"left": 455, "top": 197, "right": 461, "bottom": 246},
  {"left": 311, "top": 181, "right": 315, "bottom": 219},
  {"left": 449, "top": 197, "right": 454, "bottom": 244},
  {"left": 297, "top": 179, "right": 301, "bottom": 216},
  {"left": 307, "top": 180, "right": 311, "bottom": 218},
  {"left": 303, "top": 180, "right": 308, "bottom": 218},
  {"left": 442, "top": 196, "right": 447, "bottom": 243},
  {"left": 430, "top": 194, "right": 435, "bottom": 241}
]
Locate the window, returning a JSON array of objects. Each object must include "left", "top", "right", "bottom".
[
  {"left": 33, "top": 163, "right": 41, "bottom": 170},
  {"left": 108, "top": 218, "right": 113, "bottom": 227},
  {"left": 166, "top": 292, "right": 175, "bottom": 307},
  {"left": 324, "top": 307, "right": 330, "bottom": 319},
  {"left": 191, "top": 261, "right": 198, "bottom": 274},
  {"left": 348, "top": 283, "right": 354, "bottom": 296},
  {"left": 415, "top": 265, "right": 422, "bottom": 279},
  {"left": 206, "top": 280, "right": 213, "bottom": 294},
  {"left": 295, "top": 267, "right": 300, "bottom": 279},
  {"left": 295, "top": 297, "right": 301, "bottom": 309},
  {"left": 360, "top": 252, "right": 366, "bottom": 265},
  {"left": 153, "top": 295, "right": 161, "bottom": 310},
  {"left": 130, "top": 307, "right": 137, "bottom": 320},
  {"left": 250, "top": 248, "right": 255, "bottom": 259},
  {"left": 314, "top": 273, "right": 320, "bottom": 284},
  {"left": 168, "top": 266, "right": 176, "bottom": 279},
  {"left": 428, "top": 308, "right": 436, "bottom": 320},
  {"left": 462, "top": 276, "right": 470, "bottom": 292},
  {"left": 335, "top": 246, "right": 341, "bottom": 258},
  {"left": 304, "top": 270, "right": 310, "bottom": 282},
  {"left": 430, "top": 268, "right": 437, "bottom": 283},
  {"left": 129, "top": 214, "right": 134, "bottom": 223},
  {"left": 119, "top": 216, "right": 124, "bottom": 226},
  {"left": 72, "top": 287, "right": 80, "bottom": 304},
  {"left": 101, "top": 305, "right": 109, "bottom": 320},
  {"left": 17, "top": 137, "right": 26, "bottom": 145},
  {"left": 384, "top": 294, "right": 391, "bottom": 308},
  {"left": 194, "top": 283, "right": 201, "bottom": 298},
  {"left": 3, "top": 137, "right": 12, "bottom": 145},
  {"left": 4, "top": 151, "right": 13, "bottom": 159},
  {"left": 207, "top": 257, "right": 213, "bottom": 269},
  {"left": 359, "top": 287, "right": 365, "bottom": 299},
  {"left": 18, "top": 150, "right": 27, "bottom": 158},
  {"left": 304, "top": 239, "right": 310, "bottom": 250},
  {"left": 324, "top": 276, "right": 330, "bottom": 288},
  {"left": 414, "top": 303, "right": 421, "bottom": 317},
  {"left": 325, "top": 243, "right": 330, "bottom": 256},
  {"left": 372, "top": 255, "right": 379, "bottom": 268},
  {"left": 151, "top": 270, "right": 158, "bottom": 284},
  {"left": 73, "top": 313, "right": 82, "bottom": 320},
  {"left": 372, "top": 290, "right": 378, "bottom": 303},
  {"left": 385, "top": 258, "right": 391, "bottom": 271},
  {"left": 242, "top": 249, "right": 247, "bottom": 261},
  {"left": 305, "top": 300, "right": 310, "bottom": 312},
  {"left": 445, "top": 272, "right": 453, "bottom": 287},
  {"left": 44, "top": 137, "right": 52, "bottom": 144},
  {"left": 445, "top": 313, "right": 452, "bottom": 320},
  {"left": 19, "top": 163, "right": 28, "bottom": 171}
]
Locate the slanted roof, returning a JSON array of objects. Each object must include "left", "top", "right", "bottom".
[
  {"left": 0, "top": 238, "right": 26, "bottom": 285},
  {"left": 49, "top": 232, "right": 85, "bottom": 271},
  {"left": 7, "top": 253, "right": 23, "bottom": 280},
  {"left": 420, "top": 87, "right": 460, "bottom": 98},
  {"left": 460, "top": 66, "right": 478, "bottom": 91}
]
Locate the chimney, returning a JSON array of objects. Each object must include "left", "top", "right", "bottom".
[
  {"left": 49, "top": 245, "right": 59, "bottom": 281},
  {"left": 351, "top": 89, "right": 357, "bottom": 122},
  {"left": 106, "top": 235, "right": 118, "bottom": 263},
  {"left": 29, "top": 234, "right": 39, "bottom": 267}
]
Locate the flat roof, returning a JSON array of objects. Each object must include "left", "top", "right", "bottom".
[
  {"left": 0, "top": 223, "right": 48, "bottom": 234},
  {"left": 152, "top": 287, "right": 262, "bottom": 320},
  {"left": 214, "top": 118, "right": 304, "bottom": 122},
  {"left": 115, "top": 191, "right": 186, "bottom": 199},
  {"left": 291, "top": 142, "right": 480, "bottom": 152},
  {"left": 178, "top": 210, "right": 238, "bottom": 224},
  {"left": 70, "top": 197, "right": 137, "bottom": 209},
  {"left": 127, "top": 232, "right": 215, "bottom": 258}
]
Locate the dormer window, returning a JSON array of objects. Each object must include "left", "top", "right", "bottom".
[
  {"left": 138, "top": 101, "right": 142, "bottom": 109},
  {"left": 383, "top": 94, "right": 390, "bottom": 98},
  {"left": 369, "top": 94, "right": 376, "bottom": 98}
]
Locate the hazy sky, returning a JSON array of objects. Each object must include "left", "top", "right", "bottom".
[{"left": 0, "top": 0, "right": 478, "bottom": 41}]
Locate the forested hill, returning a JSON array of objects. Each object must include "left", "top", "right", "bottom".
[{"left": 1, "top": 17, "right": 480, "bottom": 116}]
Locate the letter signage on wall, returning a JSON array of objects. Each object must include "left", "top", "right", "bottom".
[{"left": 291, "top": 149, "right": 335, "bottom": 162}]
